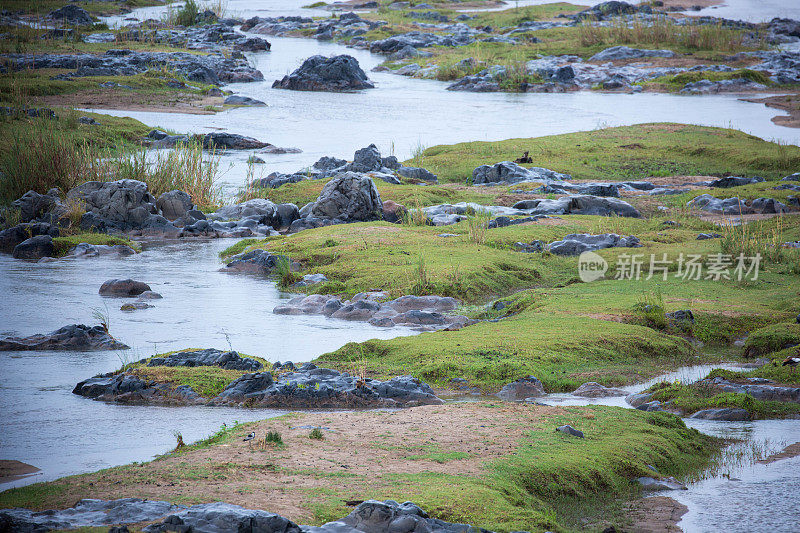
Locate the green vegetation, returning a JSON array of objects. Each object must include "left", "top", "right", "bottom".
[
  {"left": 643, "top": 69, "right": 772, "bottom": 92},
  {"left": 51, "top": 233, "right": 139, "bottom": 257},
  {"left": 742, "top": 322, "right": 800, "bottom": 358},
  {"left": 309, "top": 427, "right": 325, "bottom": 440},
  {"left": 416, "top": 123, "right": 800, "bottom": 183},
  {"left": 0, "top": 404, "right": 720, "bottom": 533},
  {"left": 0, "top": 110, "right": 150, "bottom": 204},
  {"left": 644, "top": 380, "right": 800, "bottom": 419},
  {"left": 0, "top": 0, "right": 163, "bottom": 17},
  {"left": 708, "top": 361, "right": 800, "bottom": 386}
]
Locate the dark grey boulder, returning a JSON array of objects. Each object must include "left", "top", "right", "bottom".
[
  {"left": 547, "top": 233, "right": 640, "bottom": 256},
  {"left": 12, "top": 189, "right": 62, "bottom": 222},
  {"left": 224, "top": 95, "right": 267, "bottom": 106},
  {"left": 222, "top": 249, "right": 290, "bottom": 274},
  {"left": 68, "top": 179, "right": 162, "bottom": 231},
  {"left": 709, "top": 176, "right": 764, "bottom": 188},
  {"left": 556, "top": 424, "right": 584, "bottom": 438},
  {"left": 688, "top": 194, "right": 752, "bottom": 215},
  {"left": 348, "top": 144, "right": 383, "bottom": 172},
  {"left": 73, "top": 373, "right": 203, "bottom": 405},
  {"left": 512, "top": 196, "right": 640, "bottom": 217},
  {"left": 397, "top": 166, "right": 438, "bottom": 183},
  {"left": 203, "top": 132, "right": 270, "bottom": 150},
  {"left": 156, "top": 190, "right": 193, "bottom": 221},
  {"left": 99, "top": 278, "right": 151, "bottom": 297},
  {"left": 148, "top": 349, "right": 263, "bottom": 371},
  {"left": 497, "top": 376, "right": 545, "bottom": 401},
  {"left": 696, "top": 233, "right": 723, "bottom": 240},
  {"left": 64, "top": 243, "right": 136, "bottom": 258},
  {"left": 589, "top": 46, "right": 675, "bottom": 61},
  {"left": 689, "top": 408, "right": 751, "bottom": 421},
  {"left": 0, "top": 324, "right": 128, "bottom": 351},
  {"left": 272, "top": 54, "right": 374, "bottom": 91},
  {"left": 143, "top": 502, "right": 301, "bottom": 533},
  {"left": 11, "top": 235, "right": 54, "bottom": 260},
  {"left": 0, "top": 499, "right": 184, "bottom": 532},
  {"left": 310, "top": 172, "right": 383, "bottom": 221},
  {"left": 0, "top": 223, "right": 59, "bottom": 254},
  {"left": 49, "top": 5, "right": 93, "bottom": 25}
]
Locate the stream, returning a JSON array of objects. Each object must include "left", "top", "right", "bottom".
[{"left": 2, "top": 0, "right": 800, "bottom": 530}]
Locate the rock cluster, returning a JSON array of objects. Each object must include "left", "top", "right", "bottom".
[
  {"left": 74, "top": 358, "right": 443, "bottom": 408},
  {"left": 688, "top": 194, "right": 789, "bottom": 215},
  {"left": 273, "top": 54, "right": 374, "bottom": 91},
  {"left": 472, "top": 161, "right": 571, "bottom": 185},
  {"left": 2, "top": 49, "right": 263, "bottom": 85},
  {"left": 1, "top": 498, "right": 500, "bottom": 533},
  {"left": 274, "top": 292, "right": 471, "bottom": 331},
  {"left": 0, "top": 324, "right": 128, "bottom": 351},
  {"left": 547, "top": 233, "right": 641, "bottom": 256}
]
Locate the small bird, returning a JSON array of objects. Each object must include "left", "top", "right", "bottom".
[
  {"left": 782, "top": 356, "right": 800, "bottom": 369},
  {"left": 243, "top": 432, "right": 255, "bottom": 441}
]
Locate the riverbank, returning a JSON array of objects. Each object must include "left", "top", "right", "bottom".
[{"left": 0, "top": 402, "right": 720, "bottom": 532}]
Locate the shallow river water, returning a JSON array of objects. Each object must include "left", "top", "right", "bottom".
[{"left": 2, "top": 0, "right": 800, "bottom": 530}]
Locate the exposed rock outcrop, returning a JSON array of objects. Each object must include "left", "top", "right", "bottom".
[
  {"left": 272, "top": 55, "right": 374, "bottom": 91},
  {"left": 0, "top": 324, "right": 128, "bottom": 351}
]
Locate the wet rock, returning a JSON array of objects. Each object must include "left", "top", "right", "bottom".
[
  {"left": 497, "top": 376, "right": 545, "bottom": 401},
  {"left": 99, "top": 278, "right": 151, "bottom": 297},
  {"left": 636, "top": 400, "right": 665, "bottom": 412},
  {"left": 292, "top": 273, "right": 328, "bottom": 288},
  {"left": 309, "top": 172, "right": 383, "bottom": 221},
  {"left": 636, "top": 476, "right": 688, "bottom": 491},
  {"left": 11, "top": 235, "right": 54, "bottom": 260},
  {"left": 625, "top": 392, "right": 654, "bottom": 407},
  {"left": 397, "top": 166, "right": 438, "bottom": 183},
  {"left": 148, "top": 348, "right": 263, "bottom": 371},
  {"left": 472, "top": 161, "right": 570, "bottom": 185},
  {"left": 203, "top": 132, "right": 270, "bottom": 150},
  {"left": 224, "top": 95, "right": 267, "bottom": 106},
  {"left": 370, "top": 30, "right": 475, "bottom": 53},
  {"left": 64, "top": 243, "right": 136, "bottom": 258},
  {"left": 709, "top": 176, "right": 764, "bottom": 188},
  {"left": 589, "top": 46, "right": 675, "bottom": 61},
  {"left": 68, "top": 179, "right": 163, "bottom": 232},
  {"left": 0, "top": 324, "right": 128, "bottom": 351},
  {"left": 272, "top": 54, "right": 374, "bottom": 91},
  {"left": 0, "top": 499, "right": 184, "bottom": 531},
  {"left": 156, "top": 190, "right": 193, "bottom": 221},
  {"left": 556, "top": 425, "right": 584, "bottom": 438},
  {"left": 710, "top": 378, "right": 800, "bottom": 403},
  {"left": 73, "top": 374, "right": 203, "bottom": 405},
  {"left": 547, "top": 233, "right": 640, "bottom": 256},
  {"left": 120, "top": 301, "right": 153, "bottom": 311},
  {"left": 572, "top": 382, "right": 627, "bottom": 398},
  {"left": 222, "top": 249, "right": 290, "bottom": 275},
  {"left": 689, "top": 408, "right": 752, "bottom": 421},
  {"left": 49, "top": 5, "right": 93, "bottom": 25}
]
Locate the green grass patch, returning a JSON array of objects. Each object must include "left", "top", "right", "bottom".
[
  {"left": 416, "top": 123, "right": 800, "bottom": 183},
  {"left": 645, "top": 380, "right": 800, "bottom": 419},
  {"left": 643, "top": 68, "right": 771, "bottom": 92},
  {"left": 743, "top": 322, "right": 800, "bottom": 358},
  {"left": 51, "top": 233, "right": 139, "bottom": 257}
]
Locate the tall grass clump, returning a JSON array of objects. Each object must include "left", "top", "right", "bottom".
[
  {"left": 0, "top": 116, "right": 96, "bottom": 203},
  {"left": 579, "top": 16, "right": 765, "bottom": 52},
  {"left": 467, "top": 209, "right": 491, "bottom": 244},
  {"left": 107, "top": 141, "right": 223, "bottom": 209},
  {"left": 720, "top": 215, "right": 800, "bottom": 268}
]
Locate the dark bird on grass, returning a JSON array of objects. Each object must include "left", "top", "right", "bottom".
[
  {"left": 782, "top": 356, "right": 800, "bottom": 369},
  {"left": 243, "top": 432, "right": 255, "bottom": 441}
]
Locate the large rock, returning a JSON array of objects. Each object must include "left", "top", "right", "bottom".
[
  {"left": 548, "top": 233, "right": 641, "bottom": 256},
  {"left": 156, "top": 190, "right": 193, "bottom": 220},
  {"left": 472, "top": 161, "right": 570, "bottom": 185},
  {"left": 689, "top": 408, "right": 751, "bottom": 421},
  {"left": 148, "top": 349, "right": 263, "bottom": 371},
  {"left": 202, "top": 132, "right": 270, "bottom": 150},
  {"left": 210, "top": 366, "right": 443, "bottom": 408},
  {"left": 68, "top": 180, "right": 160, "bottom": 231},
  {"left": 310, "top": 172, "right": 383, "bottom": 221},
  {"left": 348, "top": 143, "right": 383, "bottom": 172},
  {"left": 11, "top": 235, "right": 54, "bottom": 260},
  {"left": 272, "top": 54, "right": 374, "bottom": 91},
  {"left": 222, "top": 249, "right": 290, "bottom": 274},
  {"left": 99, "top": 278, "right": 152, "bottom": 297},
  {"left": 496, "top": 376, "right": 545, "bottom": 401},
  {"left": 49, "top": 5, "right": 93, "bottom": 25},
  {"left": 0, "top": 324, "right": 128, "bottom": 351},
  {"left": 143, "top": 502, "right": 301, "bottom": 533},
  {"left": 0, "top": 499, "right": 184, "bottom": 531},
  {"left": 0, "top": 223, "right": 59, "bottom": 253},
  {"left": 709, "top": 176, "right": 764, "bottom": 188},
  {"left": 64, "top": 243, "right": 136, "bottom": 258},
  {"left": 12, "top": 189, "right": 62, "bottom": 222}
]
